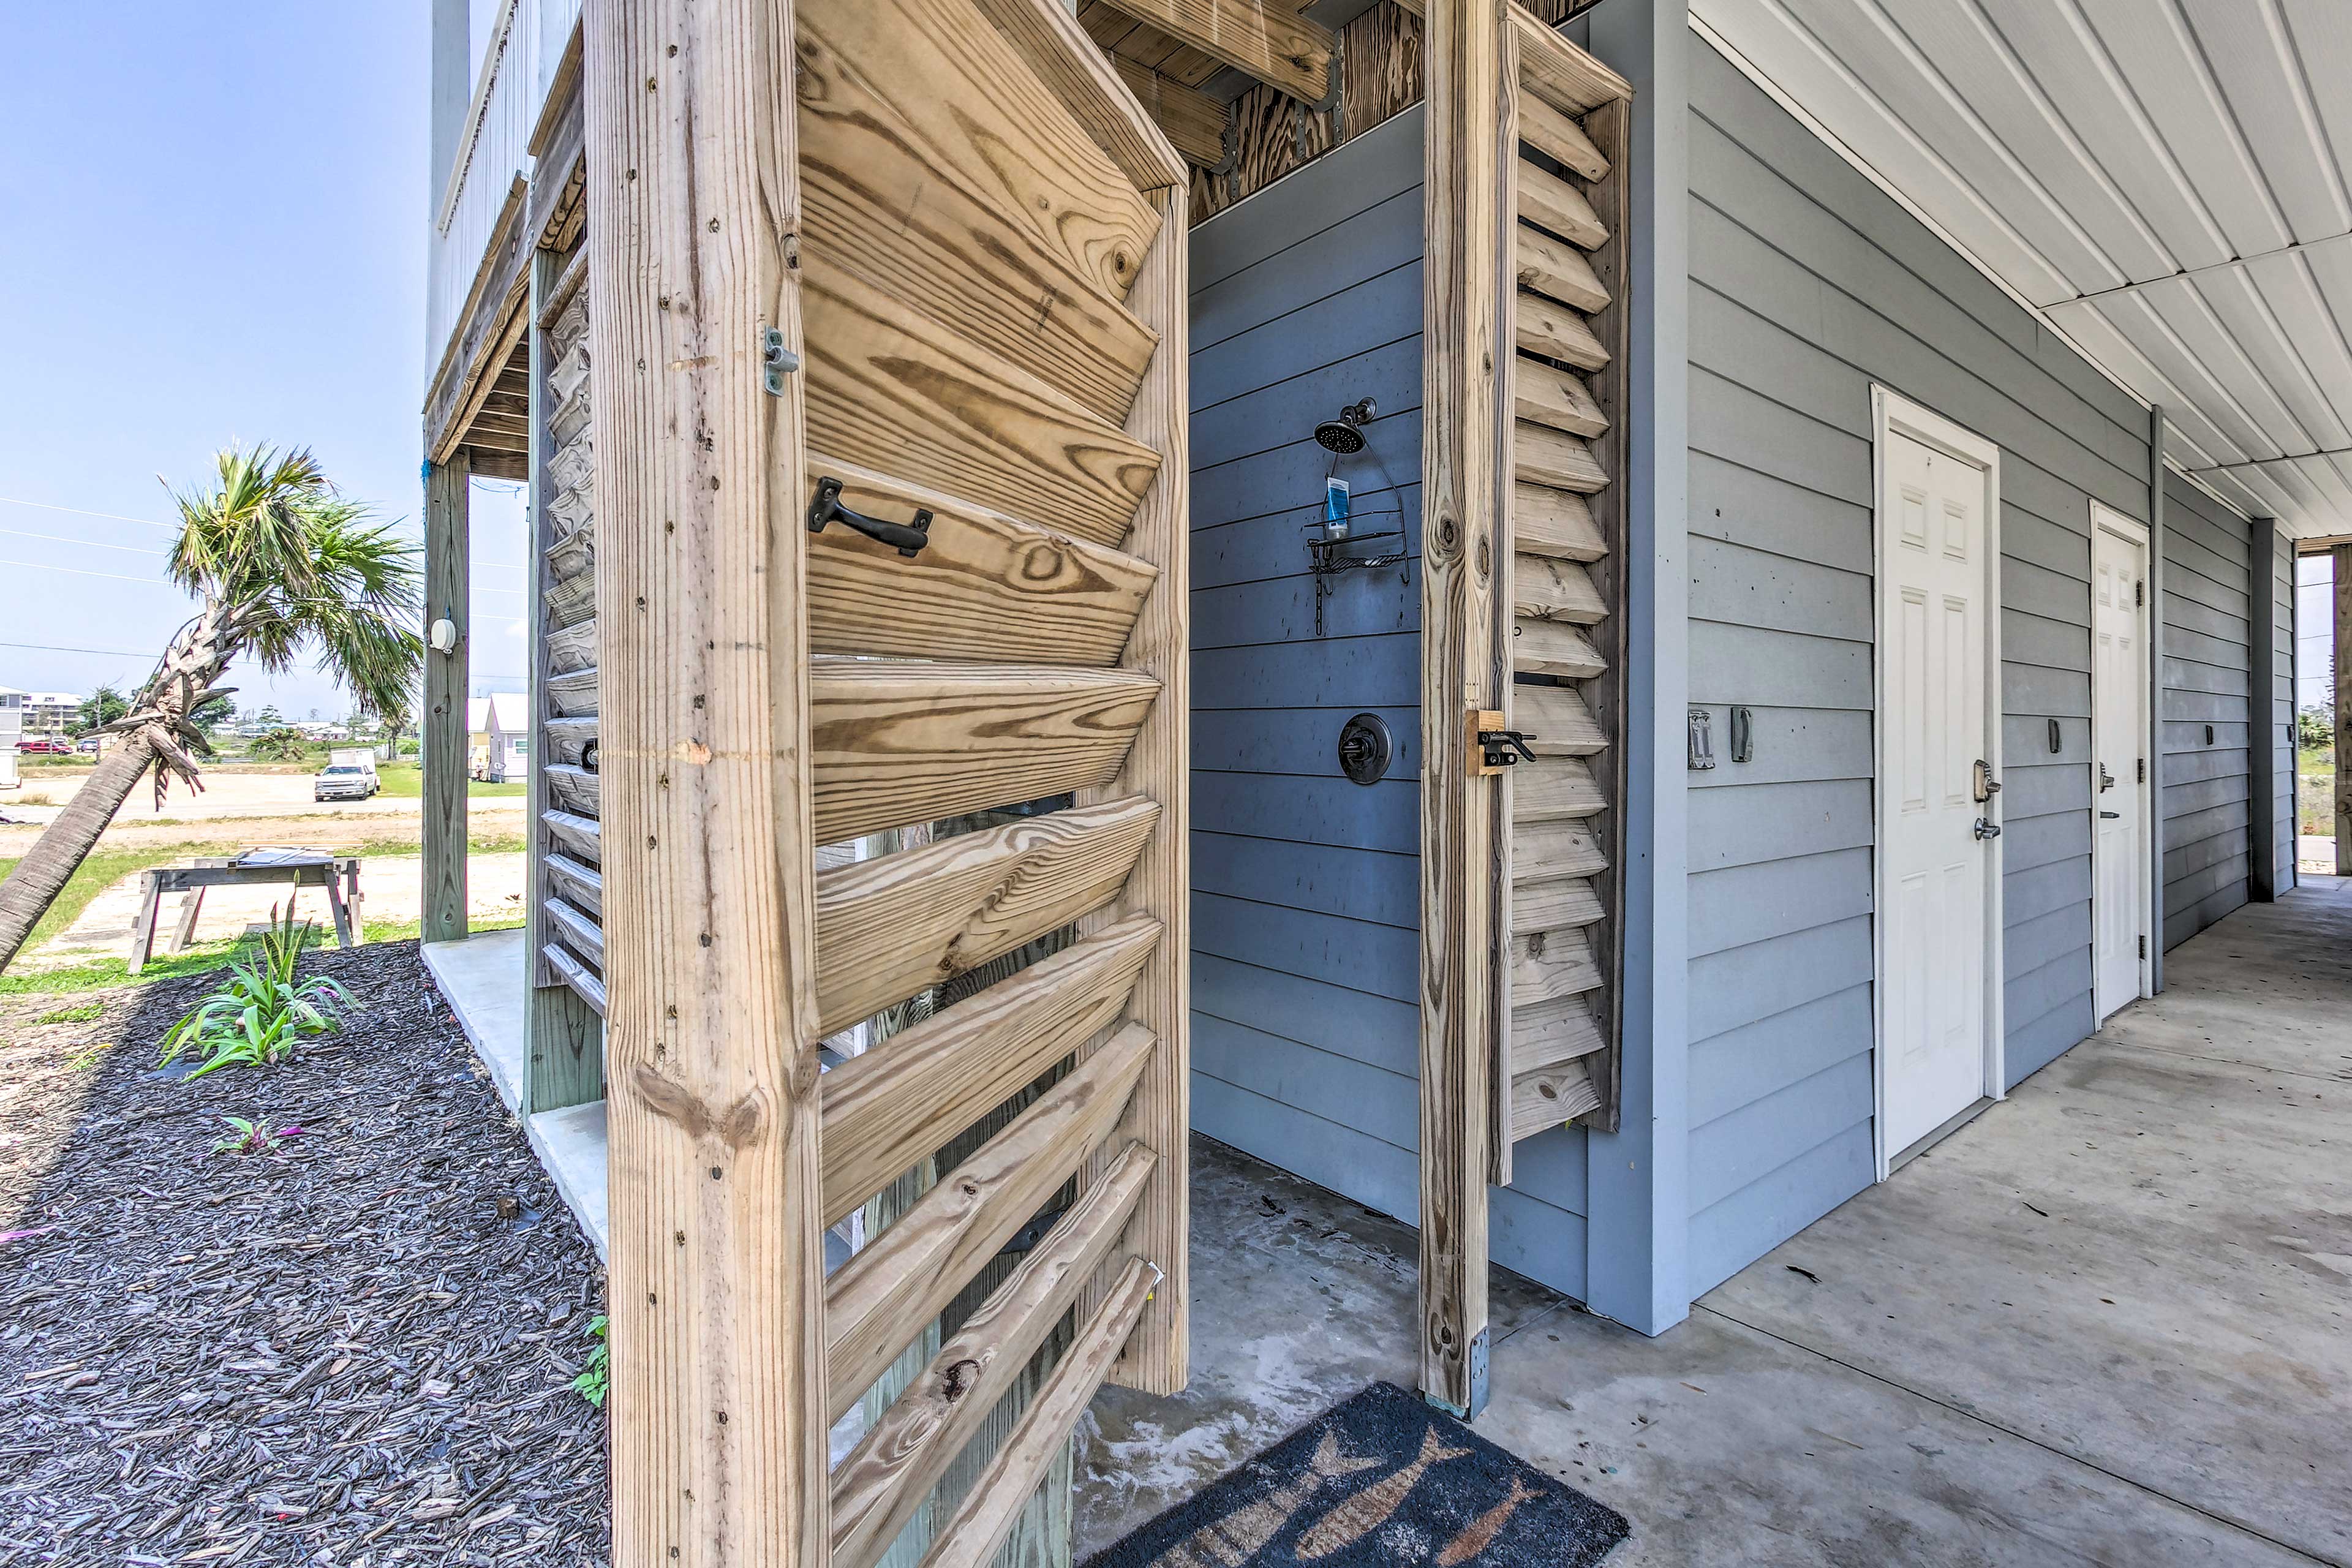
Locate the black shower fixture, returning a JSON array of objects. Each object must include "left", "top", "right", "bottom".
[{"left": 1314, "top": 398, "right": 1378, "bottom": 453}]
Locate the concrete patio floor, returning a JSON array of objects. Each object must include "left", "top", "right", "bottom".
[{"left": 1078, "top": 881, "right": 2352, "bottom": 1567}]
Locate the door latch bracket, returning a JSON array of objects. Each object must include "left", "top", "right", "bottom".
[{"left": 1468, "top": 710, "right": 1537, "bottom": 776}]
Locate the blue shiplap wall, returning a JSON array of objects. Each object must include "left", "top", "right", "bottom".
[
  {"left": 1187, "top": 105, "right": 1589, "bottom": 1300},
  {"left": 1683, "top": 41, "right": 2165, "bottom": 1294},
  {"left": 2160, "top": 472, "right": 2255, "bottom": 944}
]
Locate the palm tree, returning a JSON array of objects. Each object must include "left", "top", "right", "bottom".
[{"left": 0, "top": 446, "right": 421, "bottom": 970}]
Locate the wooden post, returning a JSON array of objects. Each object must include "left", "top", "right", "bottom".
[
  {"left": 525, "top": 241, "right": 604, "bottom": 1112},
  {"left": 422, "top": 451, "right": 472, "bottom": 944},
  {"left": 585, "top": 0, "right": 829, "bottom": 1562},
  {"left": 2334, "top": 542, "right": 2351, "bottom": 877},
  {"left": 1419, "top": 0, "right": 1507, "bottom": 1420}
]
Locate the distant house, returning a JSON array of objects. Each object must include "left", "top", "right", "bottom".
[
  {"left": 466, "top": 695, "right": 527, "bottom": 782},
  {"left": 0, "top": 687, "right": 21, "bottom": 788}
]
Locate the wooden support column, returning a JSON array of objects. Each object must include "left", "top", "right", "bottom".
[
  {"left": 525, "top": 243, "right": 603, "bottom": 1111},
  {"left": 422, "top": 450, "right": 471, "bottom": 945},
  {"left": 1419, "top": 0, "right": 1507, "bottom": 1421},
  {"left": 586, "top": 0, "right": 828, "bottom": 1562},
  {"left": 2335, "top": 542, "right": 2351, "bottom": 877}
]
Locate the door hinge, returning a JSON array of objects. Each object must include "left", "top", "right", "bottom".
[
  {"left": 2135, "top": 579, "right": 2144, "bottom": 606},
  {"left": 2137, "top": 757, "right": 2146, "bottom": 784},
  {"left": 2139, "top": 934, "right": 2147, "bottom": 959}
]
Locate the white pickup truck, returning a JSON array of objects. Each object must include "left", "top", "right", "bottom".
[{"left": 314, "top": 747, "right": 381, "bottom": 802}]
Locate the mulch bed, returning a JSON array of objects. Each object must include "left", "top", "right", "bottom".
[{"left": 0, "top": 940, "right": 610, "bottom": 1566}]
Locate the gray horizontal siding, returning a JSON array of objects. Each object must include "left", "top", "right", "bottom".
[
  {"left": 2160, "top": 473, "right": 2253, "bottom": 948},
  {"left": 1683, "top": 40, "right": 2154, "bottom": 1294},
  {"left": 2269, "top": 526, "right": 2296, "bottom": 895},
  {"left": 1183, "top": 105, "right": 1585, "bottom": 1300}
]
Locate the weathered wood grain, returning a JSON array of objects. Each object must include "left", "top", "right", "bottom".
[
  {"left": 802, "top": 263, "right": 1163, "bottom": 550},
  {"left": 1514, "top": 554, "right": 1605, "bottom": 623},
  {"left": 1113, "top": 58, "right": 1227, "bottom": 167},
  {"left": 829, "top": 1141, "right": 1155, "bottom": 1568},
  {"left": 814, "top": 797, "right": 1161, "bottom": 1035},
  {"left": 1511, "top": 925, "right": 1600, "bottom": 1007},
  {"left": 807, "top": 459, "right": 1159, "bottom": 668},
  {"left": 1512, "top": 818, "right": 1607, "bottom": 883},
  {"left": 421, "top": 453, "right": 470, "bottom": 946},
  {"left": 810, "top": 659, "right": 1159, "bottom": 845},
  {"left": 1518, "top": 89, "right": 1608, "bottom": 179},
  {"left": 1515, "top": 289, "right": 1609, "bottom": 371},
  {"left": 1516, "top": 418, "right": 1608, "bottom": 491},
  {"left": 544, "top": 666, "right": 599, "bottom": 717},
  {"left": 541, "top": 809, "right": 601, "bottom": 866},
  {"left": 543, "top": 851, "right": 603, "bottom": 918},
  {"left": 1513, "top": 480, "right": 1605, "bottom": 560},
  {"left": 1511, "top": 755, "right": 1605, "bottom": 822},
  {"left": 1517, "top": 157, "right": 1608, "bottom": 249},
  {"left": 1510, "top": 1053, "right": 1600, "bottom": 1140},
  {"left": 823, "top": 1024, "right": 1153, "bottom": 1423},
  {"left": 1098, "top": 0, "right": 1335, "bottom": 103},
  {"left": 543, "top": 939, "right": 607, "bottom": 1016},
  {"left": 1511, "top": 679, "right": 1607, "bottom": 755},
  {"left": 969, "top": 0, "right": 1189, "bottom": 191},
  {"left": 1513, "top": 352, "right": 1608, "bottom": 435},
  {"left": 1510, "top": 873, "right": 1602, "bottom": 935},
  {"left": 1512, "top": 616, "right": 1605, "bottom": 677},
  {"left": 545, "top": 894, "right": 606, "bottom": 969},
  {"left": 1510, "top": 5, "right": 1632, "bottom": 115},
  {"left": 818, "top": 925, "right": 1159, "bottom": 1228}
]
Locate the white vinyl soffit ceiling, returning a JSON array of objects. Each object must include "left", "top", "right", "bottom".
[{"left": 1693, "top": 0, "right": 2352, "bottom": 539}]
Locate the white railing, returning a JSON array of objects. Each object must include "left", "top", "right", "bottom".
[{"left": 425, "top": 0, "right": 584, "bottom": 391}]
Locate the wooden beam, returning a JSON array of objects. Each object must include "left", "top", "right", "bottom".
[
  {"left": 1509, "top": 4, "right": 1631, "bottom": 115},
  {"left": 817, "top": 921, "right": 1160, "bottom": 1226},
  {"left": 424, "top": 175, "right": 532, "bottom": 460},
  {"left": 2335, "top": 543, "right": 2350, "bottom": 875},
  {"left": 1518, "top": 158, "right": 1608, "bottom": 249},
  {"left": 1112, "top": 58, "right": 1227, "bottom": 167},
  {"left": 1078, "top": 183, "right": 1192, "bottom": 1396},
  {"left": 421, "top": 451, "right": 470, "bottom": 946},
  {"left": 809, "top": 660, "right": 1159, "bottom": 845},
  {"left": 1518, "top": 89, "right": 1607, "bottom": 179},
  {"left": 967, "top": 0, "right": 1190, "bottom": 191},
  {"left": 1418, "top": 0, "right": 1506, "bottom": 1422},
  {"left": 828, "top": 1141, "right": 1156, "bottom": 1568},
  {"left": 914, "top": 1257, "right": 1158, "bottom": 1568},
  {"left": 823, "top": 1023, "right": 1153, "bottom": 1423},
  {"left": 1098, "top": 0, "right": 1333, "bottom": 104},
  {"left": 813, "top": 797, "right": 1161, "bottom": 1035},
  {"left": 586, "top": 0, "right": 829, "bottom": 1560}
]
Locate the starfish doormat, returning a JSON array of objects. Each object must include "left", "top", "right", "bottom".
[{"left": 1082, "top": 1382, "right": 1629, "bottom": 1567}]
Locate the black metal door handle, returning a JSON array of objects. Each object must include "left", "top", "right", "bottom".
[
  {"left": 807, "top": 475, "right": 933, "bottom": 557},
  {"left": 1477, "top": 728, "right": 1540, "bottom": 767}
]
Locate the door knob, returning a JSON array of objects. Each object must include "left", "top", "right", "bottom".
[
  {"left": 2099, "top": 810, "right": 2120, "bottom": 820},
  {"left": 1973, "top": 758, "right": 2000, "bottom": 804},
  {"left": 1973, "top": 818, "right": 2002, "bottom": 840}
]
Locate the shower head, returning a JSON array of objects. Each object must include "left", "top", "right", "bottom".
[{"left": 1314, "top": 398, "right": 1378, "bottom": 454}]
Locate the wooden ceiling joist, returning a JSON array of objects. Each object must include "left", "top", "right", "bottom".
[
  {"left": 1098, "top": 0, "right": 1333, "bottom": 104},
  {"left": 1112, "top": 58, "right": 1226, "bottom": 166}
]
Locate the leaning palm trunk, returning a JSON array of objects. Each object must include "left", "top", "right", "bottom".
[{"left": 0, "top": 605, "right": 236, "bottom": 971}]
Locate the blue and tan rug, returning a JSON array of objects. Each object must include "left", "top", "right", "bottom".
[{"left": 1083, "top": 1382, "right": 1629, "bottom": 1567}]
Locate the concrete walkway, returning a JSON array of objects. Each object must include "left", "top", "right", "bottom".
[{"left": 1079, "top": 884, "right": 2352, "bottom": 1566}]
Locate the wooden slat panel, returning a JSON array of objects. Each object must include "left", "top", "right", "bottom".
[
  {"left": 810, "top": 658, "right": 1160, "bottom": 845},
  {"left": 544, "top": 569, "right": 594, "bottom": 631},
  {"left": 1513, "top": 353, "right": 1607, "bottom": 436},
  {"left": 1510, "top": 6, "right": 1632, "bottom": 115},
  {"left": 914, "top": 1257, "right": 1158, "bottom": 1568},
  {"left": 1094, "top": 0, "right": 1335, "bottom": 103},
  {"left": 1512, "top": 755, "right": 1605, "bottom": 824},
  {"left": 1518, "top": 91, "right": 1608, "bottom": 181},
  {"left": 1517, "top": 158, "right": 1607, "bottom": 250},
  {"left": 1112, "top": 58, "right": 1226, "bottom": 167},
  {"left": 546, "top": 617, "right": 595, "bottom": 675},
  {"left": 546, "top": 763, "right": 601, "bottom": 818},
  {"left": 969, "top": 0, "right": 1191, "bottom": 190},
  {"left": 807, "top": 459, "right": 1159, "bottom": 668},
  {"left": 1512, "top": 820, "right": 1607, "bottom": 883},
  {"left": 803, "top": 265, "right": 1163, "bottom": 550},
  {"left": 1511, "top": 679, "right": 1605, "bottom": 755},
  {"left": 797, "top": 0, "right": 1161, "bottom": 423},
  {"left": 545, "top": 714, "right": 598, "bottom": 766},
  {"left": 829, "top": 1142, "right": 1156, "bottom": 1568},
  {"left": 1512, "top": 995, "right": 1605, "bottom": 1074},
  {"left": 545, "top": 666, "right": 598, "bottom": 717},
  {"left": 815, "top": 797, "right": 1161, "bottom": 1035},
  {"left": 1510, "top": 873, "right": 1602, "bottom": 935},
  {"left": 1512, "top": 926, "right": 1599, "bottom": 1008},
  {"left": 546, "top": 895, "right": 606, "bottom": 968},
  {"left": 1515, "top": 419, "right": 1607, "bottom": 492},
  {"left": 818, "top": 921, "right": 1159, "bottom": 1227},
  {"left": 1510, "top": 1053, "right": 1601, "bottom": 1141},
  {"left": 543, "top": 809, "right": 601, "bottom": 866},
  {"left": 544, "top": 851, "right": 603, "bottom": 918},
  {"left": 1514, "top": 554, "right": 1604, "bottom": 623},
  {"left": 1514, "top": 481, "right": 1604, "bottom": 561},
  {"left": 823, "top": 1023, "right": 1154, "bottom": 1422},
  {"left": 1512, "top": 617, "right": 1604, "bottom": 678},
  {"left": 543, "top": 940, "right": 606, "bottom": 1017},
  {"left": 1514, "top": 290, "right": 1608, "bottom": 372}
]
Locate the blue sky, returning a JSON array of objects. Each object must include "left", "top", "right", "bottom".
[{"left": 0, "top": 1, "right": 527, "bottom": 721}]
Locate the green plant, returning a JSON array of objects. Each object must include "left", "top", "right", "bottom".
[
  {"left": 34, "top": 1003, "right": 102, "bottom": 1024},
  {"left": 246, "top": 726, "right": 311, "bottom": 763},
  {"left": 571, "top": 1314, "right": 610, "bottom": 1409},
  {"left": 157, "top": 907, "right": 350, "bottom": 1079},
  {"left": 211, "top": 1115, "right": 303, "bottom": 1156}
]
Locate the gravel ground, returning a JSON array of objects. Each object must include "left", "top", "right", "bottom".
[{"left": 0, "top": 940, "right": 610, "bottom": 1566}]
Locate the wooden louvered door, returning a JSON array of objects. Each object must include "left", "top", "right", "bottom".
[
  {"left": 1496, "top": 18, "right": 1631, "bottom": 1164},
  {"left": 588, "top": 1, "right": 1189, "bottom": 1563}
]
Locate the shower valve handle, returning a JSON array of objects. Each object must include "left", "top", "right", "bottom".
[{"left": 807, "top": 475, "right": 933, "bottom": 558}]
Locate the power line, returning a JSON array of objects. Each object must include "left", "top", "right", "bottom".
[
  {"left": 0, "top": 556, "right": 172, "bottom": 586},
  {"left": 0, "top": 526, "right": 165, "bottom": 556},
  {"left": 0, "top": 496, "right": 176, "bottom": 530},
  {"left": 0, "top": 638, "right": 154, "bottom": 658}
]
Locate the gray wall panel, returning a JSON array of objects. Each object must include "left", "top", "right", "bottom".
[{"left": 2160, "top": 475, "right": 2252, "bottom": 948}]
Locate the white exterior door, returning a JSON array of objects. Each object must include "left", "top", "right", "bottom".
[
  {"left": 2091, "top": 510, "right": 2149, "bottom": 1020},
  {"left": 1878, "top": 408, "right": 2000, "bottom": 1161}
]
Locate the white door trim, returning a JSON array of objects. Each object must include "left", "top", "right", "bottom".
[
  {"left": 2090, "top": 500, "right": 2154, "bottom": 1020},
  {"left": 1870, "top": 386, "right": 2006, "bottom": 1182}
]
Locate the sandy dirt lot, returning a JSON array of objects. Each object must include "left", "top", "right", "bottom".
[{"left": 1, "top": 767, "right": 527, "bottom": 826}]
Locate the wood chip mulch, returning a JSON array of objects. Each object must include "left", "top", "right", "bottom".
[{"left": 0, "top": 940, "right": 611, "bottom": 1566}]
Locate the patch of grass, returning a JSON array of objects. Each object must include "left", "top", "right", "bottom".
[
  {"left": 34, "top": 1002, "right": 104, "bottom": 1024},
  {"left": 361, "top": 913, "right": 526, "bottom": 945},
  {"left": 375, "top": 761, "right": 527, "bottom": 799}
]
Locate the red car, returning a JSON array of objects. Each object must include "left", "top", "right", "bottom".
[{"left": 15, "top": 739, "right": 72, "bottom": 756}]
